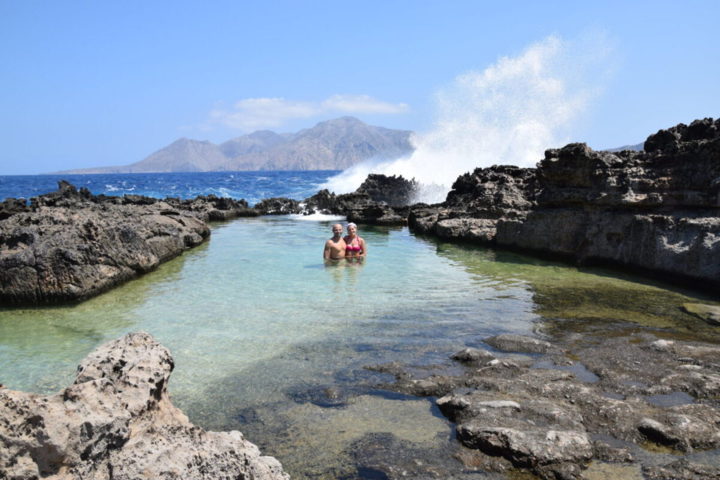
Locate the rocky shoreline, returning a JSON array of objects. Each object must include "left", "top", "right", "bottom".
[
  {"left": 0, "top": 181, "right": 261, "bottom": 306},
  {"left": 6, "top": 119, "right": 716, "bottom": 305},
  {"left": 1, "top": 118, "right": 719, "bottom": 479},
  {"left": 366, "top": 330, "right": 720, "bottom": 479},
  {"left": 356, "top": 118, "right": 720, "bottom": 292}
]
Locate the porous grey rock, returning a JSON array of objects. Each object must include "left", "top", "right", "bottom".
[
  {"left": 643, "top": 458, "right": 720, "bottom": 480},
  {"left": 375, "top": 332, "right": 720, "bottom": 480},
  {"left": 0, "top": 183, "right": 262, "bottom": 306},
  {"left": 484, "top": 334, "right": 559, "bottom": 354},
  {"left": 355, "top": 174, "right": 418, "bottom": 207},
  {"left": 253, "top": 197, "right": 302, "bottom": 215},
  {"left": 451, "top": 347, "right": 496, "bottom": 364},
  {"left": 0, "top": 332, "right": 289, "bottom": 480},
  {"left": 0, "top": 183, "right": 214, "bottom": 306},
  {"left": 302, "top": 183, "right": 409, "bottom": 225}
]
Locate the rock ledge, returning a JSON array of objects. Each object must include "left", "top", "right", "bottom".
[{"left": 0, "top": 332, "right": 289, "bottom": 480}]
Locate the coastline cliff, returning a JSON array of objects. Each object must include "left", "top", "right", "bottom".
[{"left": 404, "top": 118, "right": 720, "bottom": 290}]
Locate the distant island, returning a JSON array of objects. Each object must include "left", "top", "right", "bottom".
[{"left": 58, "top": 117, "right": 415, "bottom": 174}]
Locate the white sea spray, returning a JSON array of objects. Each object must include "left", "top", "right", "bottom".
[{"left": 322, "top": 34, "right": 612, "bottom": 203}]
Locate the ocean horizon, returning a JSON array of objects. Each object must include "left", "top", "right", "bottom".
[{"left": 0, "top": 170, "right": 342, "bottom": 206}]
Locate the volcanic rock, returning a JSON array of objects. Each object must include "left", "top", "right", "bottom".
[
  {"left": 409, "top": 118, "right": 720, "bottom": 290},
  {"left": 355, "top": 174, "right": 418, "bottom": 207},
  {"left": 254, "top": 197, "right": 302, "bottom": 215},
  {"left": 0, "top": 182, "right": 258, "bottom": 306},
  {"left": 373, "top": 331, "right": 720, "bottom": 480},
  {"left": 0, "top": 332, "right": 288, "bottom": 480}
]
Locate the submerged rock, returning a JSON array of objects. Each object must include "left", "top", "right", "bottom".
[
  {"left": 0, "top": 332, "right": 288, "bottom": 480},
  {"left": 373, "top": 331, "right": 720, "bottom": 480},
  {"left": 682, "top": 303, "right": 720, "bottom": 326},
  {"left": 484, "top": 334, "right": 560, "bottom": 354}
]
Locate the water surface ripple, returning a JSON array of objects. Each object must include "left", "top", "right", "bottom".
[{"left": 1, "top": 216, "right": 718, "bottom": 479}]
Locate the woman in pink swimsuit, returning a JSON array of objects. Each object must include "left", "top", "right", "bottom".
[{"left": 344, "top": 222, "right": 367, "bottom": 259}]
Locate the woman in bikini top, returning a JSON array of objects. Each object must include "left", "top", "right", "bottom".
[{"left": 344, "top": 222, "right": 366, "bottom": 258}]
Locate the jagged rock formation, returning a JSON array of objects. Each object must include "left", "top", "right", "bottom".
[
  {"left": 409, "top": 118, "right": 720, "bottom": 290},
  {"left": 0, "top": 332, "right": 288, "bottom": 480},
  {"left": 0, "top": 182, "right": 256, "bottom": 306},
  {"left": 355, "top": 174, "right": 418, "bottom": 207},
  {"left": 302, "top": 174, "right": 417, "bottom": 225}
]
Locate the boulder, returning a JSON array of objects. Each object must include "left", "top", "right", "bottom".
[
  {"left": 0, "top": 332, "right": 288, "bottom": 480},
  {"left": 681, "top": 303, "right": 720, "bottom": 326},
  {"left": 355, "top": 174, "right": 418, "bottom": 207}
]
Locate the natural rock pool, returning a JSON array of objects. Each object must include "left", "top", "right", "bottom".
[{"left": 1, "top": 216, "right": 718, "bottom": 479}]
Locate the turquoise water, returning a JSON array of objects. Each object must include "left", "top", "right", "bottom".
[
  {"left": 0, "top": 217, "right": 538, "bottom": 394},
  {"left": 1, "top": 215, "right": 718, "bottom": 479}
]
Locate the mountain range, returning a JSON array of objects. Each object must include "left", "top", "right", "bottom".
[{"left": 61, "top": 117, "right": 415, "bottom": 174}]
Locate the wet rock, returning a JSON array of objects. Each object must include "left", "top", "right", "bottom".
[
  {"left": 0, "top": 332, "right": 288, "bottom": 480},
  {"left": 591, "top": 440, "right": 634, "bottom": 463},
  {"left": 355, "top": 174, "right": 418, "bottom": 207},
  {"left": 348, "top": 432, "right": 489, "bottom": 480},
  {"left": 682, "top": 302, "right": 720, "bottom": 326},
  {"left": 303, "top": 189, "right": 339, "bottom": 214},
  {"left": 373, "top": 332, "right": 720, "bottom": 480},
  {"left": 286, "top": 385, "right": 350, "bottom": 408},
  {"left": 0, "top": 183, "right": 214, "bottom": 306},
  {"left": 181, "top": 194, "right": 258, "bottom": 220},
  {"left": 484, "top": 334, "right": 560, "bottom": 354},
  {"left": 253, "top": 197, "right": 302, "bottom": 215},
  {"left": 407, "top": 118, "right": 720, "bottom": 291},
  {"left": 456, "top": 424, "right": 592, "bottom": 479},
  {"left": 451, "top": 347, "right": 496, "bottom": 365},
  {"left": 637, "top": 405, "right": 720, "bottom": 451},
  {"left": 0, "top": 183, "right": 266, "bottom": 305},
  {"left": 643, "top": 458, "right": 720, "bottom": 480},
  {"left": 300, "top": 174, "right": 415, "bottom": 224},
  {"left": 347, "top": 204, "right": 408, "bottom": 226}
]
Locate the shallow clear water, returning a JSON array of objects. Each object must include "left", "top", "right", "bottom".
[{"left": 1, "top": 216, "right": 718, "bottom": 479}]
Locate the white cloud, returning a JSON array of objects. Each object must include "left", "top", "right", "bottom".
[
  {"left": 321, "top": 94, "right": 409, "bottom": 114},
  {"left": 209, "top": 95, "right": 409, "bottom": 131}
]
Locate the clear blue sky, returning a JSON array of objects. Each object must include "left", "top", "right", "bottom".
[{"left": 1, "top": 0, "right": 718, "bottom": 174}]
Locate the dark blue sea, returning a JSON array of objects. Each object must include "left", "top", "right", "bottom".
[{"left": 0, "top": 170, "right": 340, "bottom": 205}]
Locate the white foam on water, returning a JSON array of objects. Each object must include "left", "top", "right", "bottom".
[
  {"left": 322, "top": 34, "right": 611, "bottom": 204},
  {"left": 288, "top": 213, "right": 347, "bottom": 222}
]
